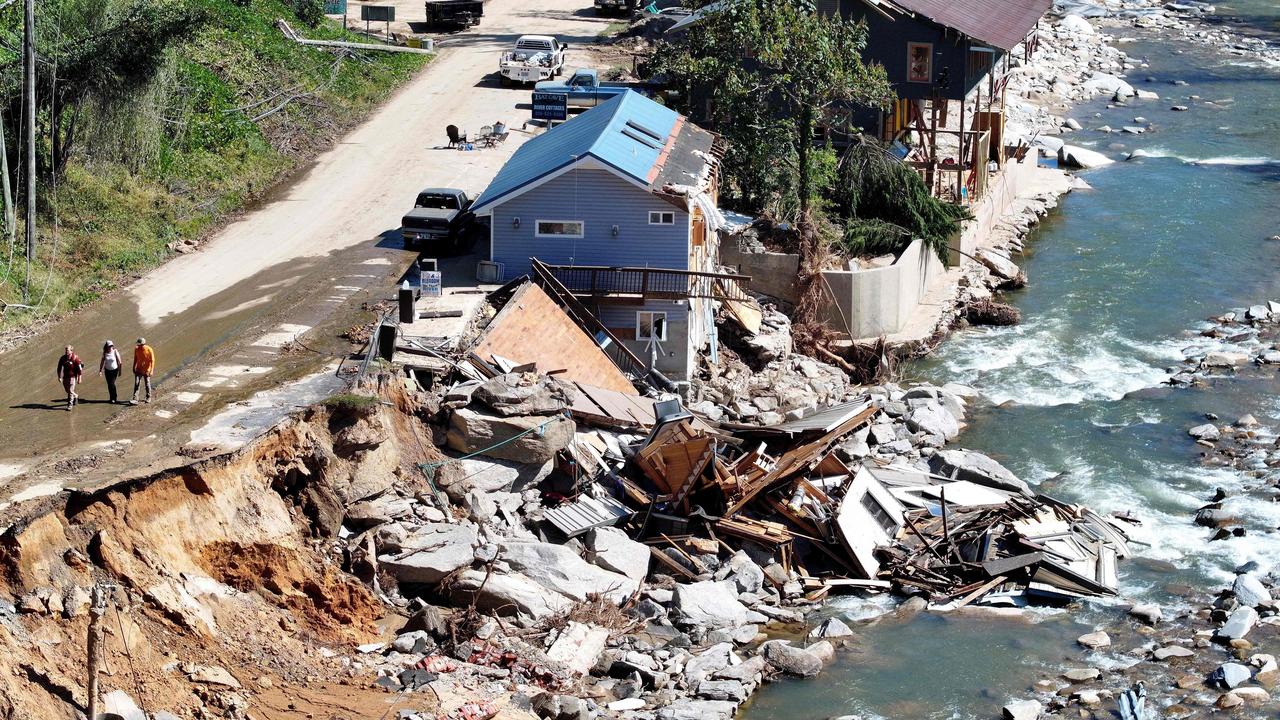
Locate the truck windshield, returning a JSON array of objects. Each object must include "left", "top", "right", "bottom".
[{"left": 416, "top": 194, "right": 459, "bottom": 210}]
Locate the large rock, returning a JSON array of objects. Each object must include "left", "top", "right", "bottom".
[
  {"left": 547, "top": 622, "right": 610, "bottom": 675},
  {"left": 726, "top": 552, "right": 765, "bottom": 594},
  {"left": 499, "top": 540, "right": 638, "bottom": 604},
  {"left": 809, "top": 617, "right": 854, "bottom": 639},
  {"left": 1082, "top": 73, "right": 1134, "bottom": 98},
  {"left": 379, "top": 523, "right": 478, "bottom": 584},
  {"left": 1059, "top": 145, "right": 1115, "bottom": 169},
  {"left": 906, "top": 403, "right": 961, "bottom": 441},
  {"left": 447, "top": 407, "right": 574, "bottom": 463},
  {"left": 438, "top": 457, "right": 552, "bottom": 502},
  {"left": 929, "top": 450, "right": 1030, "bottom": 495},
  {"left": 102, "top": 690, "right": 146, "bottom": 720},
  {"left": 1189, "top": 423, "right": 1221, "bottom": 441},
  {"left": 473, "top": 373, "right": 570, "bottom": 417},
  {"left": 1057, "top": 15, "right": 1095, "bottom": 35},
  {"left": 655, "top": 700, "right": 739, "bottom": 720},
  {"left": 1203, "top": 351, "right": 1250, "bottom": 368},
  {"left": 1218, "top": 606, "right": 1258, "bottom": 641},
  {"left": 1233, "top": 574, "right": 1271, "bottom": 607},
  {"left": 976, "top": 248, "right": 1021, "bottom": 282},
  {"left": 683, "top": 642, "right": 734, "bottom": 685},
  {"left": 585, "top": 527, "right": 650, "bottom": 583},
  {"left": 452, "top": 569, "right": 573, "bottom": 619},
  {"left": 1002, "top": 700, "right": 1042, "bottom": 720},
  {"left": 759, "top": 640, "right": 822, "bottom": 677},
  {"left": 1212, "top": 662, "right": 1252, "bottom": 689},
  {"left": 673, "top": 581, "right": 750, "bottom": 629}
]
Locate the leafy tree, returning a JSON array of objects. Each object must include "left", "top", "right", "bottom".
[{"left": 651, "top": 0, "right": 891, "bottom": 222}]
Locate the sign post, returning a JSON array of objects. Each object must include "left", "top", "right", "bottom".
[
  {"left": 361, "top": 5, "right": 395, "bottom": 36},
  {"left": 531, "top": 91, "right": 568, "bottom": 125}
]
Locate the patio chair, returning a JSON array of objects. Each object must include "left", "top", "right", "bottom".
[{"left": 446, "top": 124, "right": 466, "bottom": 148}]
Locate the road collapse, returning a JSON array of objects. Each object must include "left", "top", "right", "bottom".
[{"left": 394, "top": 275, "right": 1133, "bottom": 611}]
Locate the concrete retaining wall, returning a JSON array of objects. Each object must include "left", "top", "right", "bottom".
[
  {"left": 720, "top": 241, "right": 801, "bottom": 304},
  {"left": 952, "top": 150, "right": 1041, "bottom": 266},
  {"left": 820, "top": 238, "right": 944, "bottom": 337}
]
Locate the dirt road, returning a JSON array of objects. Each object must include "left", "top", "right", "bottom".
[{"left": 0, "top": 0, "right": 616, "bottom": 506}]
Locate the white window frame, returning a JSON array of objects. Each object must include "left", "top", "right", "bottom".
[
  {"left": 636, "top": 311, "right": 668, "bottom": 342},
  {"left": 534, "top": 219, "right": 585, "bottom": 238},
  {"left": 648, "top": 210, "right": 676, "bottom": 225}
]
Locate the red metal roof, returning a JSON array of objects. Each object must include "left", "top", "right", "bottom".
[{"left": 887, "top": 0, "right": 1051, "bottom": 51}]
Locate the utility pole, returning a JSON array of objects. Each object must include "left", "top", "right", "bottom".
[
  {"left": 85, "top": 586, "right": 108, "bottom": 720},
  {"left": 0, "top": 111, "right": 14, "bottom": 257},
  {"left": 22, "top": 0, "right": 35, "bottom": 302}
]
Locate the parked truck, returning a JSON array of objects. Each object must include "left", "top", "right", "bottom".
[
  {"left": 499, "top": 35, "right": 568, "bottom": 86},
  {"left": 593, "top": 0, "right": 637, "bottom": 14},
  {"left": 424, "top": 0, "right": 483, "bottom": 28},
  {"left": 400, "top": 188, "right": 476, "bottom": 252},
  {"left": 532, "top": 69, "right": 635, "bottom": 108}
]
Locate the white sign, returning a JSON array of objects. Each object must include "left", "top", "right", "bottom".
[{"left": 422, "top": 271, "right": 442, "bottom": 297}]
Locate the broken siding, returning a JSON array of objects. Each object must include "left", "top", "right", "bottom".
[
  {"left": 489, "top": 169, "right": 691, "bottom": 281},
  {"left": 595, "top": 300, "right": 693, "bottom": 380}
]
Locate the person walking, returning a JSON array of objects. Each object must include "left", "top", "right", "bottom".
[
  {"left": 98, "top": 340, "right": 123, "bottom": 404},
  {"left": 56, "top": 345, "right": 84, "bottom": 411},
  {"left": 131, "top": 337, "right": 155, "bottom": 404}
]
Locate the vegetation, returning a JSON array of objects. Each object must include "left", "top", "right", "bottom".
[
  {"left": 322, "top": 392, "right": 381, "bottom": 414},
  {"left": 649, "top": 0, "right": 968, "bottom": 264},
  {"left": 0, "top": 0, "right": 428, "bottom": 327}
]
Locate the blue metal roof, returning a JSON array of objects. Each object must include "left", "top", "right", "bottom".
[{"left": 471, "top": 91, "right": 680, "bottom": 214}]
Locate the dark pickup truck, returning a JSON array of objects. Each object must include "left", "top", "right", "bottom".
[
  {"left": 400, "top": 188, "right": 476, "bottom": 252},
  {"left": 424, "top": 0, "right": 483, "bottom": 28}
]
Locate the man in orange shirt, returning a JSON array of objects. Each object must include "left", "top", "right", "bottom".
[{"left": 131, "top": 337, "right": 156, "bottom": 404}]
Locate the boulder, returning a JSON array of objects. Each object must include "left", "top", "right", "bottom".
[
  {"left": 439, "top": 457, "right": 552, "bottom": 502},
  {"left": 906, "top": 403, "right": 960, "bottom": 441},
  {"left": 1154, "top": 645, "right": 1195, "bottom": 661},
  {"left": 1063, "top": 668, "right": 1100, "bottom": 682},
  {"left": 1058, "top": 145, "right": 1115, "bottom": 169},
  {"left": 1218, "top": 606, "right": 1258, "bottom": 641},
  {"left": 473, "top": 373, "right": 570, "bottom": 416},
  {"left": 380, "top": 523, "right": 478, "bottom": 584},
  {"left": 1202, "top": 351, "right": 1250, "bottom": 368},
  {"left": 1001, "top": 699, "right": 1042, "bottom": 720},
  {"left": 929, "top": 450, "right": 1030, "bottom": 495},
  {"left": 1077, "top": 631, "right": 1111, "bottom": 649},
  {"left": 1057, "top": 15, "right": 1094, "bottom": 35},
  {"left": 759, "top": 640, "right": 823, "bottom": 677},
  {"left": 1188, "top": 423, "right": 1220, "bottom": 441},
  {"left": 696, "top": 679, "right": 749, "bottom": 702},
  {"left": 1211, "top": 662, "right": 1252, "bottom": 689},
  {"left": 683, "top": 643, "right": 734, "bottom": 685},
  {"left": 500, "top": 540, "right": 639, "bottom": 604},
  {"left": 585, "top": 527, "right": 650, "bottom": 583},
  {"left": 1083, "top": 73, "right": 1134, "bottom": 98},
  {"left": 102, "top": 691, "right": 146, "bottom": 720},
  {"left": 1128, "top": 603, "right": 1163, "bottom": 625},
  {"left": 976, "top": 248, "right": 1022, "bottom": 282},
  {"left": 447, "top": 407, "right": 574, "bottom": 464},
  {"left": 452, "top": 569, "right": 573, "bottom": 619},
  {"left": 188, "top": 665, "right": 242, "bottom": 688},
  {"left": 807, "top": 640, "right": 836, "bottom": 665},
  {"left": 726, "top": 552, "right": 765, "bottom": 594},
  {"left": 1233, "top": 574, "right": 1271, "bottom": 607},
  {"left": 1232, "top": 687, "right": 1271, "bottom": 704},
  {"left": 673, "top": 581, "right": 750, "bottom": 629},
  {"left": 547, "top": 622, "right": 610, "bottom": 675},
  {"left": 809, "top": 617, "right": 854, "bottom": 639},
  {"left": 656, "top": 700, "right": 739, "bottom": 720}
]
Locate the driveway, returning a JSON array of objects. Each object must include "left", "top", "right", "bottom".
[{"left": 0, "top": 0, "right": 616, "bottom": 508}]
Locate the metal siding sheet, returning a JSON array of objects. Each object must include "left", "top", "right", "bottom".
[{"left": 491, "top": 169, "right": 691, "bottom": 279}]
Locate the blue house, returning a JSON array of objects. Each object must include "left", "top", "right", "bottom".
[{"left": 470, "top": 91, "right": 728, "bottom": 382}]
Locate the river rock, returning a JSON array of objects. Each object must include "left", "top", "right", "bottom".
[
  {"left": 1195, "top": 508, "right": 1235, "bottom": 528},
  {"left": 1211, "top": 662, "right": 1252, "bottom": 689},
  {"left": 1129, "top": 603, "right": 1163, "bottom": 625},
  {"left": 809, "top": 617, "right": 854, "bottom": 639},
  {"left": 696, "top": 679, "right": 748, "bottom": 702},
  {"left": 1077, "top": 631, "right": 1111, "bottom": 649},
  {"left": 683, "top": 643, "right": 734, "bottom": 685},
  {"left": 1232, "top": 686, "right": 1271, "bottom": 704},
  {"left": 1202, "top": 351, "right": 1250, "bottom": 368},
  {"left": 1063, "top": 667, "right": 1100, "bottom": 682},
  {"left": 1218, "top": 606, "right": 1258, "bottom": 641},
  {"left": 452, "top": 569, "right": 573, "bottom": 619},
  {"left": 929, "top": 450, "right": 1030, "bottom": 495},
  {"left": 673, "top": 581, "right": 750, "bottom": 629},
  {"left": 585, "top": 527, "right": 650, "bottom": 583},
  {"left": 1188, "top": 423, "right": 1220, "bottom": 441},
  {"left": 1083, "top": 73, "right": 1134, "bottom": 98},
  {"left": 447, "top": 407, "right": 574, "bottom": 463},
  {"left": 380, "top": 523, "right": 478, "bottom": 584},
  {"left": 656, "top": 699, "right": 738, "bottom": 720},
  {"left": 1154, "top": 645, "right": 1196, "bottom": 661},
  {"left": 976, "top": 248, "right": 1022, "bottom": 282},
  {"left": 759, "top": 640, "right": 823, "bottom": 677},
  {"left": 906, "top": 403, "right": 960, "bottom": 441},
  {"left": 1001, "top": 699, "right": 1042, "bottom": 720},
  {"left": 1059, "top": 145, "right": 1115, "bottom": 169},
  {"left": 499, "top": 539, "right": 639, "bottom": 603},
  {"left": 1233, "top": 574, "right": 1271, "bottom": 607},
  {"left": 440, "top": 457, "right": 551, "bottom": 502},
  {"left": 1057, "top": 15, "right": 1095, "bottom": 35},
  {"left": 472, "top": 372, "right": 570, "bottom": 416}
]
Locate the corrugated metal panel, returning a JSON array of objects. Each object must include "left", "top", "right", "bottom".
[
  {"left": 472, "top": 91, "right": 680, "bottom": 213},
  {"left": 889, "top": 0, "right": 1050, "bottom": 51},
  {"left": 544, "top": 494, "right": 633, "bottom": 537},
  {"left": 490, "top": 169, "right": 690, "bottom": 278}
]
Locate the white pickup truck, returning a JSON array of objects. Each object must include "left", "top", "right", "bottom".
[{"left": 499, "top": 35, "right": 568, "bottom": 86}]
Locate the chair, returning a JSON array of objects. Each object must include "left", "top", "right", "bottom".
[{"left": 446, "top": 124, "right": 466, "bottom": 148}]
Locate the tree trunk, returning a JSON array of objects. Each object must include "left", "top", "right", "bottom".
[{"left": 797, "top": 103, "right": 813, "bottom": 221}]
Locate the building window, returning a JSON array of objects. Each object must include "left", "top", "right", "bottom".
[
  {"left": 535, "top": 220, "right": 584, "bottom": 238},
  {"left": 648, "top": 210, "right": 675, "bottom": 225},
  {"left": 637, "top": 311, "right": 667, "bottom": 341},
  {"left": 860, "top": 492, "right": 897, "bottom": 535},
  {"left": 907, "top": 42, "right": 933, "bottom": 83}
]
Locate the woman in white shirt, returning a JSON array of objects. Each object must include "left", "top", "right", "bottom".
[{"left": 98, "top": 340, "right": 123, "bottom": 404}]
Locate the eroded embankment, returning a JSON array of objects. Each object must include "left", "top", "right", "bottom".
[{"left": 0, "top": 379, "right": 440, "bottom": 719}]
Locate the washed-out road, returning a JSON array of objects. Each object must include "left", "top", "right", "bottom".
[{"left": 0, "top": 0, "right": 615, "bottom": 509}]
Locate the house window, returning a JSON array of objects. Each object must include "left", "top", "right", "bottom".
[
  {"left": 637, "top": 311, "right": 667, "bottom": 341},
  {"left": 860, "top": 492, "right": 898, "bottom": 535},
  {"left": 648, "top": 211, "right": 675, "bottom": 225},
  {"left": 535, "top": 220, "right": 584, "bottom": 238}
]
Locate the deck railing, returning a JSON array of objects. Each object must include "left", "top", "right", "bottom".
[{"left": 540, "top": 264, "right": 753, "bottom": 302}]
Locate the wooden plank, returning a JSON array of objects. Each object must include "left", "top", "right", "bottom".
[
  {"left": 953, "top": 575, "right": 1007, "bottom": 609},
  {"left": 649, "top": 546, "right": 697, "bottom": 580}
]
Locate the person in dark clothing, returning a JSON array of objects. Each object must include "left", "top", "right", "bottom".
[
  {"left": 56, "top": 345, "right": 84, "bottom": 411},
  {"left": 98, "top": 340, "right": 123, "bottom": 404}
]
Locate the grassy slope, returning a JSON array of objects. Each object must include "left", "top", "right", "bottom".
[{"left": 3, "top": 0, "right": 428, "bottom": 324}]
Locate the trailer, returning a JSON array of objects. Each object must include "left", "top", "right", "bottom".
[{"left": 424, "top": 0, "right": 483, "bottom": 28}]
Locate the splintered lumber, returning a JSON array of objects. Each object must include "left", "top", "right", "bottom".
[
  {"left": 716, "top": 516, "right": 794, "bottom": 549},
  {"left": 980, "top": 552, "right": 1044, "bottom": 577},
  {"left": 954, "top": 575, "right": 1008, "bottom": 608},
  {"left": 649, "top": 546, "right": 697, "bottom": 580}
]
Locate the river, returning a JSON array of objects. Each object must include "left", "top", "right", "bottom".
[{"left": 742, "top": 4, "right": 1280, "bottom": 719}]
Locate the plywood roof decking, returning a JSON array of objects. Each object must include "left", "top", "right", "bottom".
[
  {"left": 471, "top": 283, "right": 637, "bottom": 394},
  {"left": 888, "top": 0, "right": 1051, "bottom": 51}
]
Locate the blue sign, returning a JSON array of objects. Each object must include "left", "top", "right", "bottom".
[
  {"left": 323, "top": 0, "right": 346, "bottom": 14},
  {"left": 531, "top": 92, "right": 568, "bottom": 122}
]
